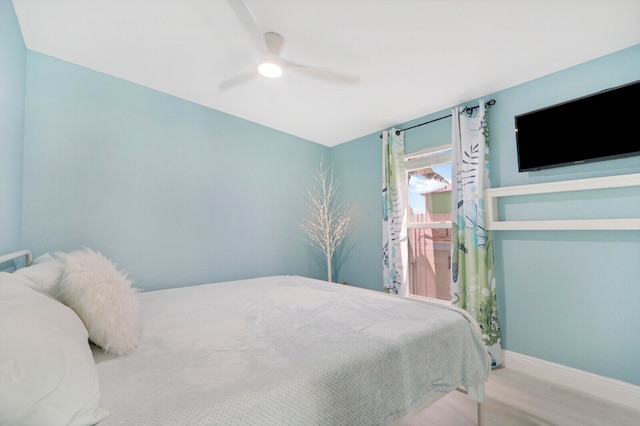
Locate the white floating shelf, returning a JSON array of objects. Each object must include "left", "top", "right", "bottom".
[{"left": 485, "top": 173, "right": 640, "bottom": 230}]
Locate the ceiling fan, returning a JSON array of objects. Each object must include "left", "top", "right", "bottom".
[{"left": 219, "top": 0, "right": 361, "bottom": 90}]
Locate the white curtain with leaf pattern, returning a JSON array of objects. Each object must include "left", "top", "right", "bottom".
[
  {"left": 451, "top": 100, "right": 503, "bottom": 368},
  {"left": 381, "top": 129, "right": 408, "bottom": 296}
]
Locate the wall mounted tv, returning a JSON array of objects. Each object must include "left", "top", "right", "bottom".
[{"left": 515, "top": 80, "right": 640, "bottom": 172}]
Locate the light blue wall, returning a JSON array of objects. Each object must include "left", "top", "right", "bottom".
[
  {"left": 488, "top": 46, "right": 640, "bottom": 387},
  {"left": 330, "top": 137, "right": 380, "bottom": 289},
  {"left": 0, "top": 0, "right": 26, "bottom": 254},
  {"left": 332, "top": 44, "right": 640, "bottom": 386},
  {"left": 22, "top": 51, "right": 329, "bottom": 290}
]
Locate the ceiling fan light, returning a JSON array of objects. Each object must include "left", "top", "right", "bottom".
[{"left": 258, "top": 60, "right": 283, "bottom": 78}]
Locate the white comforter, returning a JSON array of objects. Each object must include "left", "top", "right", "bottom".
[{"left": 94, "top": 275, "right": 490, "bottom": 425}]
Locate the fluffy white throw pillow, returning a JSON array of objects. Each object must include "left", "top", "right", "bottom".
[{"left": 58, "top": 248, "right": 140, "bottom": 356}]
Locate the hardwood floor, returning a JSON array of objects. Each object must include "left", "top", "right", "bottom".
[{"left": 404, "top": 367, "right": 640, "bottom": 425}]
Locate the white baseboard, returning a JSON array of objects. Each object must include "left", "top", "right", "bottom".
[{"left": 503, "top": 350, "right": 640, "bottom": 411}]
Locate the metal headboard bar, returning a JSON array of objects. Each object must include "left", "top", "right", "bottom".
[{"left": 0, "top": 249, "right": 33, "bottom": 268}]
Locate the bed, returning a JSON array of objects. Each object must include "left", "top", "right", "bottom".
[{"left": 1, "top": 249, "right": 490, "bottom": 425}]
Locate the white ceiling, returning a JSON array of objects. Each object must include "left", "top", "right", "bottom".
[{"left": 11, "top": 0, "right": 640, "bottom": 147}]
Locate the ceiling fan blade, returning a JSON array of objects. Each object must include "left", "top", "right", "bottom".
[
  {"left": 218, "top": 71, "right": 258, "bottom": 91},
  {"left": 227, "top": 0, "right": 269, "bottom": 54},
  {"left": 282, "top": 59, "right": 361, "bottom": 85}
]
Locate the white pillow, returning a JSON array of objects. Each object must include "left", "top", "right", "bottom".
[
  {"left": 57, "top": 248, "right": 140, "bottom": 356},
  {"left": 0, "top": 272, "right": 110, "bottom": 426},
  {"left": 13, "top": 253, "right": 64, "bottom": 297}
]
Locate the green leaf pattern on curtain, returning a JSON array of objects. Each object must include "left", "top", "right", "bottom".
[
  {"left": 451, "top": 101, "right": 503, "bottom": 367},
  {"left": 382, "top": 130, "right": 408, "bottom": 296}
]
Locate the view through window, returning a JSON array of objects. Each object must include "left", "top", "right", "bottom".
[{"left": 406, "top": 146, "right": 452, "bottom": 301}]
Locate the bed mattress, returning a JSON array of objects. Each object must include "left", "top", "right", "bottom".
[{"left": 93, "top": 275, "right": 490, "bottom": 425}]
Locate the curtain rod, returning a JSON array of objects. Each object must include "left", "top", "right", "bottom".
[{"left": 380, "top": 99, "right": 496, "bottom": 138}]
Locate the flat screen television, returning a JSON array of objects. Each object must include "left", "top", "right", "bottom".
[{"left": 514, "top": 80, "right": 640, "bottom": 172}]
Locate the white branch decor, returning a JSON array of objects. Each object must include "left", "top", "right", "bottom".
[{"left": 301, "top": 161, "right": 353, "bottom": 282}]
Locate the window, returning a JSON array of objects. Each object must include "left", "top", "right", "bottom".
[{"left": 405, "top": 145, "right": 452, "bottom": 301}]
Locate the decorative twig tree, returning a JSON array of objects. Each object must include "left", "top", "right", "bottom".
[{"left": 301, "top": 161, "right": 353, "bottom": 282}]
